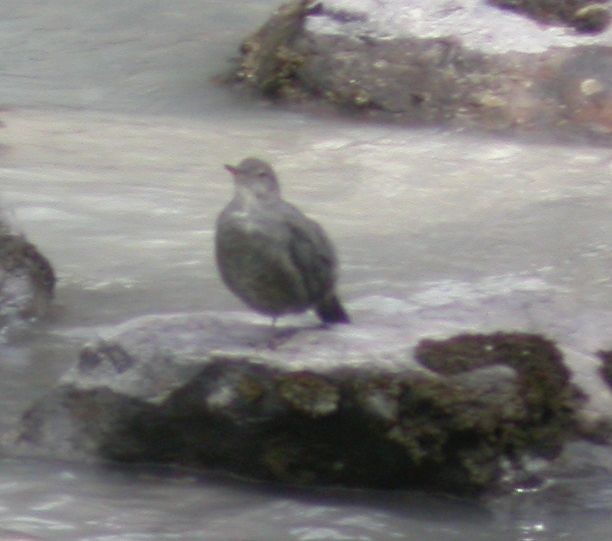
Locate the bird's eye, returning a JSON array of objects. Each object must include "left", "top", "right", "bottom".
[{"left": 257, "top": 170, "right": 266, "bottom": 177}]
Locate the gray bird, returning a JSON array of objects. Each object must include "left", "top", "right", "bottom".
[{"left": 215, "top": 157, "right": 350, "bottom": 324}]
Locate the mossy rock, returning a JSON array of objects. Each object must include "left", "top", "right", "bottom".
[{"left": 415, "top": 332, "right": 584, "bottom": 457}]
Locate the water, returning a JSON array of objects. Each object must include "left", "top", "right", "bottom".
[{"left": 1, "top": 1, "right": 612, "bottom": 539}]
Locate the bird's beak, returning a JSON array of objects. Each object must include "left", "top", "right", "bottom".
[{"left": 224, "top": 164, "right": 239, "bottom": 175}]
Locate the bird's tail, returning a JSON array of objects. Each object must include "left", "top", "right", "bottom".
[{"left": 315, "top": 294, "right": 350, "bottom": 324}]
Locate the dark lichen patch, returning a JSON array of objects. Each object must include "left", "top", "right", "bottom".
[
  {"left": 235, "top": 372, "right": 268, "bottom": 403},
  {"left": 261, "top": 435, "right": 357, "bottom": 485},
  {"left": 259, "top": 45, "right": 309, "bottom": 99},
  {"left": 381, "top": 370, "right": 526, "bottom": 489},
  {"left": 416, "top": 332, "right": 567, "bottom": 382},
  {"left": 489, "top": 0, "right": 610, "bottom": 33},
  {"left": 389, "top": 377, "right": 466, "bottom": 464},
  {"left": 323, "top": 367, "right": 528, "bottom": 493},
  {"left": 277, "top": 371, "right": 339, "bottom": 416},
  {"left": 415, "top": 333, "right": 584, "bottom": 457},
  {"left": 261, "top": 438, "right": 321, "bottom": 484}
]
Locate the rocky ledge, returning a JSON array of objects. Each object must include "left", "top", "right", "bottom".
[
  {"left": 8, "top": 310, "right": 597, "bottom": 495},
  {"left": 225, "top": 0, "right": 612, "bottom": 138}
]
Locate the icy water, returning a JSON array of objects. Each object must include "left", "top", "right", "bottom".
[{"left": 1, "top": 1, "right": 612, "bottom": 540}]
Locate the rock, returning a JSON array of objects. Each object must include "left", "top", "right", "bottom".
[
  {"left": 0, "top": 222, "right": 56, "bottom": 329},
  {"left": 9, "top": 312, "right": 586, "bottom": 495},
  {"left": 225, "top": 0, "right": 612, "bottom": 138},
  {"left": 597, "top": 350, "right": 612, "bottom": 387},
  {"left": 415, "top": 333, "right": 582, "bottom": 458},
  {"left": 490, "top": 0, "right": 611, "bottom": 34}
]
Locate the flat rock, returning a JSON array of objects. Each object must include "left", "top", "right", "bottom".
[
  {"left": 8, "top": 299, "right": 597, "bottom": 494},
  {"left": 226, "top": 0, "right": 612, "bottom": 138}
]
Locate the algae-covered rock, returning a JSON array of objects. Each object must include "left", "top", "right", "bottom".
[
  {"left": 225, "top": 0, "right": 612, "bottom": 137},
  {"left": 8, "top": 312, "right": 585, "bottom": 495},
  {"left": 415, "top": 333, "right": 582, "bottom": 458}
]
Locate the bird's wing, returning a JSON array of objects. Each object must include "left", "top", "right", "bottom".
[
  {"left": 216, "top": 211, "right": 311, "bottom": 310},
  {"left": 282, "top": 207, "right": 338, "bottom": 302}
]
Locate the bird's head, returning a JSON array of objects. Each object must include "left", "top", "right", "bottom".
[{"left": 225, "top": 157, "right": 281, "bottom": 200}]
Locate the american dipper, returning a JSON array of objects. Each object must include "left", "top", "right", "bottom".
[{"left": 215, "top": 157, "right": 350, "bottom": 324}]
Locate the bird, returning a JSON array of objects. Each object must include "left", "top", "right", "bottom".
[{"left": 215, "top": 157, "right": 350, "bottom": 325}]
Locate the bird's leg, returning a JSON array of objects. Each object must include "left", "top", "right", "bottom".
[{"left": 266, "top": 316, "right": 279, "bottom": 349}]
